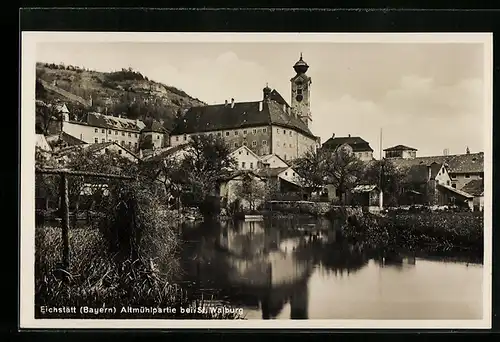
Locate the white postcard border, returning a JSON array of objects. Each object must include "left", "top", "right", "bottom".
[{"left": 20, "top": 32, "right": 493, "bottom": 330}]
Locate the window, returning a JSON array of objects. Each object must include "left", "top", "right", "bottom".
[
  {"left": 226, "top": 132, "right": 230, "bottom": 136},
  {"left": 94, "top": 138, "right": 98, "bottom": 143},
  {"left": 217, "top": 132, "right": 222, "bottom": 136},
  {"left": 465, "top": 174, "right": 470, "bottom": 178},
  {"left": 284, "top": 155, "right": 287, "bottom": 160},
  {"left": 109, "top": 139, "right": 112, "bottom": 142},
  {"left": 183, "top": 135, "right": 187, "bottom": 141},
  {"left": 243, "top": 130, "right": 247, "bottom": 135},
  {"left": 118, "top": 150, "right": 122, "bottom": 155},
  {"left": 283, "top": 129, "right": 286, "bottom": 134},
  {"left": 134, "top": 142, "right": 138, "bottom": 148},
  {"left": 122, "top": 132, "right": 125, "bottom": 136},
  {"left": 293, "top": 172, "right": 295, "bottom": 176},
  {"left": 289, "top": 131, "right": 292, "bottom": 136},
  {"left": 263, "top": 140, "right": 267, "bottom": 145},
  {"left": 115, "top": 131, "right": 118, "bottom": 135},
  {"left": 95, "top": 128, "right": 98, "bottom": 133},
  {"left": 253, "top": 129, "right": 257, "bottom": 134},
  {"left": 243, "top": 141, "right": 247, "bottom": 146},
  {"left": 252, "top": 141, "right": 257, "bottom": 147},
  {"left": 283, "top": 143, "right": 286, "bottom": 147},
  {"left": 102, "top": 129, "right": 105, "bottom": 133},
  {"left": 297, "top": 88, "right": 303, "bottom": 95},
  {"left": 234, "top": 131, "right": 239, "bottom": 136},
  {"left": 101, "top": 138, "right": 105, "bottom": 143},
  {"left": 128, "top": 133, "right": 131, "bottom": 137},
  {"left": 277, "top": 128, "right": 280, "bottom": 134},
  {"left": 108, "top": 130, "right": 111, "bottom": 134},
  {"left": 447, "top": 180, "right": 450, "bottom": 186},
  {"left": 135, "top": 133, "right": 138, "bottom": 138},
  {"left": 209, "top": 133, "right": 213, "bottom": 137},
  {"left": 105, "top": 148, "right": 109, "bottom": 153},
  {"left": 115, "top": 140, "right": 118, "bottom": 143},
  {"left": 128, "top": 142, "right": 132, "bottom": 147},
  {"left": 451, "top": 174, "right": 456, "bottom": 179},
  {"left": 238, "top": 151, "right": 242, "bottom": 155},
  {"left": 246, "top": 152, "right": 249, "bottom": 156},
  {"left": 176, "top": 136, "right": 179, "bottom": 141},
  {"left": 250, "top": 162, "right": 253, "bottom": 169},
  {"left": 157, "top": 135, "right": 160, "bottom": 139},
  {"left": 234, "top": 142, "right": 238, "bottom": 148},
  {"left": 285, "top": 172, "right": 288, "bottom": 176},
  {"left": 289, "top": 144, "right": 292, "bottom": 148},
  {"left": 263, "top": 128, "right": 267, "bottom": 133},
  {"left": 242, "top": 162, "right": 246, "bottom": 168},
  {"left": 121, "top": 141, "right": 125, "bottom": 146},
  {"left": 452, "top": 184, "right": 457, "bottom": 188}
]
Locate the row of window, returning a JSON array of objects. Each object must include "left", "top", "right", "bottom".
[
  {"left": 174, "top": 128, "right": 270, "bottom": 142},
  {"left": 94, "top": 137, "right": 138, "bottom": 149},
  {"left": 276, "top": 142, "right": 294, "bottom": 148},
  {"left": 276, "top": 128, "right": 294, "bottom": 136},
  {"left": 94, "top": 127, "right": 138, "bottom": 138},
  {"left": 234, "top": 140, "right": 268, "bottom": 148},
  {"left": 450, "top": 173, "right": 482, "bottom": 179}
]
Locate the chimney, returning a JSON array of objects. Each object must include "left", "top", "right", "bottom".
[
  {"left": 283, "top": 104, "right": 286, "bottom": 112},
  {"left": 466, "top": 146, "right": 470, "bottom": 154},
  {"left": 259, "top": 101, "right": 263, "bottom": 111},
  {"left": 332, "top": 133, "right": 335, "bottom": 139},
  {"left": 225, "top": 99, "right": 228, "bottom": 106},
  {"left": 348, "top": 134, "right": 351, "bottom": 137},
  {"left": 287, "top": 106, "right": 291, "bottom": 115},
  {"left": 231, "top": 98, "right": 235, "bottom": 108}
]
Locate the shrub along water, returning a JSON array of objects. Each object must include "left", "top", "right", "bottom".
[
  {"left": 35, "top": 180, "right": 244, "bottom": 319},
  {"left": 342, "top": 210, "right": 483, "bottom": 257}
]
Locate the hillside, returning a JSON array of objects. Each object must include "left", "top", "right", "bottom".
[{"left": 35, "top": 62, "right": 206, "bottom": 131}]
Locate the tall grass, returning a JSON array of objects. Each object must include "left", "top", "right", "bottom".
[{"left": 35, "top": 179, "right": 244, "bottom": 319}]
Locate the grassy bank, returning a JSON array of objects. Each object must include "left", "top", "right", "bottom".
[
  {"left": 343, "top": 211, "right": 484, "bottom": 256},
  {"left": 35, "top": 226, "right": 245, "bottom": 319}
]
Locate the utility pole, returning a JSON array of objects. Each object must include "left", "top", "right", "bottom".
[{"left": 379, "top": 128, "right": 384, "bottom": 210}]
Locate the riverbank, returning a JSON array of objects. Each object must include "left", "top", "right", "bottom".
[
  {"left": 343, "top": 210, "right": 483, "bottom": 255},
  {"left": 35, "top": 225, "right": 245, "bottom": 319}
]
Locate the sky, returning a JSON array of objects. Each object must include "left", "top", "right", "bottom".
[{"left": 36, "top": 41, "right": 487, "bottom": 158}]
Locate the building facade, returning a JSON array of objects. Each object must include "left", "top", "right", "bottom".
[
  {"left": 384, "top": 145, "right": 417, "bottom": 159},
  {"left": 169, "top": 55, "right": 320, "bottom": 161},
  {"left": 321, "top": 134, "right": 374, "bottom": 161}
]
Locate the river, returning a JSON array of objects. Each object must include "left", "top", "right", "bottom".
[{"left": 176, "top": 216, "right": 483, "bottom": 320}]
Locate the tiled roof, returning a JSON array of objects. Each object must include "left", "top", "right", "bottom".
[
  {"left": 171, "top": 98, "right": 315, "bottom": 139},
  {"left": 81, "top": 112, "right": 145, "bottom": 132},
  {"left": 384, "top": 144, "right": 417, "bottom": 151},
  {"left": 322, "top": 136, "right": 374, "bottom": 152},
  {"left": 461, "top": 179, "right": 484, "bottom": 197},
  {"left": 438, "top": 183, "right": 474, "bottom": 199},
  {"left": 260, "top": 153, "right": 289, "bottom": 166},
  {"left": 255, "top": 166, "right": 290, "bottom": 178},
  {"left": 141, "top": 118, "right": 169, "bottom": 133},
  {"left": 352, "top": 184, "right": 379, "bottom": 193},
  {"left": 56, "top": 131, "right": 87, "bottom": 146},
  {"left": 220, "top": 170, "right": 266, "bottom": 182},
  {"left": 145, "top": 143, "right": 190, "bottom": 162},
  {"left": 390, "top": 152, "right": 484, "bottom": 174}
]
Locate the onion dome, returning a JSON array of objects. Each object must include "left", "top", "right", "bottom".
[{"left": 293, "top": 53, "right": 309, "bottom": 74}]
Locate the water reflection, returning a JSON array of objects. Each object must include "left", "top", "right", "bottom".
[{"left": 177, "top": 217, "right": 483, "bottom": 320}]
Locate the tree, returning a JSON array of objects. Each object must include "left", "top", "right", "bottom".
[
  {"left": 232, "top": 174, "right": 268, "bottom": 212},
  {"left": 35, "top": 101, "right": 62, "bottom": 135},
  {"left": 180, "top": 134, "right": 237, "bottom": 215},
  {"left": 361, "top": 159, "right": 407, "bottom": 207},
  {"left": 293, "top": 147, "right": 329, "bottom": 191}
]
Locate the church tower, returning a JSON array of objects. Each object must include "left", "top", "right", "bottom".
[{"left": 290, "top": 53, "right": 312, "bottom": 127}]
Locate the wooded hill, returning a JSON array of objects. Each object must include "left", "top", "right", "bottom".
[{"left": 35, "top": 62, "right": 206, "bottom": 131}]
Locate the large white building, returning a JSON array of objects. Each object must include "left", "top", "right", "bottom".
[{"left": 169, "top": 55, "right": 321, "bottom": 162}]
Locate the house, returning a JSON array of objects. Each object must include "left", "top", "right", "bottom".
[
  {"left": 53, "top": 141, "right": 141, "bottom": 164},
  {"left": 255, "top": 166, "right": 304, "bottom": 195},
  {"left": 230, "top": 145, "right": 262, "bottom": 170},
  {"left": 351, "top": 184, "right": 383, "bottom": 208},
  {"left": 169, "top": 55, "right": 321, "bottom": 161},
  {"left": 461, "top": 179, "right": 484, "bottom": 211},
  {"left": 142, "top": 143, "right": 191, "bottom": 163},
  {"left": 399, "top": 162, "right": 457, "bottom": 206},
  {"left": 383, "top": 145, "right": 417, "bottom": 159},
  {"left": 260, "top": 153, "right": 289, "bottom": 168},
  {"left": 46, "top": 131, "right": 87, "bottom": 151},
  {"left": 140, "top": 117, "right": 170, "bottom": 150},
  {"left": 219, "top": 171, "right": 268, "bottom": 211},
  {"left": 321, "top": 134, "right": 374, "bottom": 161}
]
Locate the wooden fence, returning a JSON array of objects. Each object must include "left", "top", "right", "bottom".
[{"left": 35, "top": 168, "right": 136, "bottom": 272}]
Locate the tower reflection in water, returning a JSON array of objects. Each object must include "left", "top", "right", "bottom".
[{"left": 179, "top": 218, "right": 374, "bottom": 319}]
